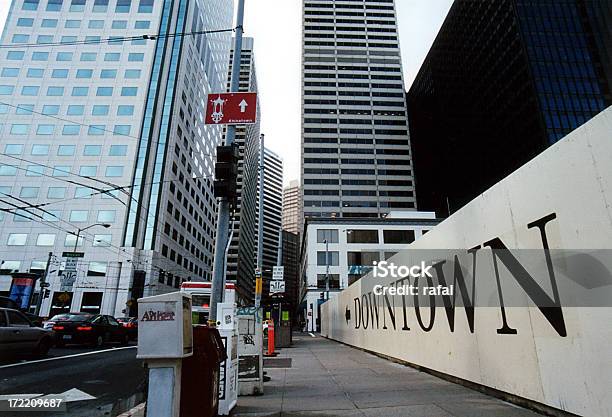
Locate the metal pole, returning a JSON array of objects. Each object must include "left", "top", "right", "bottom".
[
  {"left": 276, "top": 228, "right": 282, "bottom": 266},
  {"left": 210, "top": 0, "right": 246, "bottom": 324},
  {"left": 255, "top": 134, "right": 265, "bottom": 308},
  {"left": 325, "top": 239, "right": 330, "bottom": 300},
  {"left": 73, "top": 228, "right": 80, "bottom": 253},
  {"left": 34, "top": 251, "right": 53, "bottom": 316}
]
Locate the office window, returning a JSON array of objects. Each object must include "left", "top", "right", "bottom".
[
  {"left": 72, "top": 87, "right": 89, "bottom": 96},
  {"left": 124, "top": 69, "right": 141, "bottom": 79},
  {"left": 12, "top": 34, "right": 29, "bottom": 43},
  {"left": 47, "top": 187, "right": 66, "bottom": 199},
  {"left": 23, "top": 0, "right": 40, "bottom": 10},
  {"left": 74, "top": 187, "right": 92, "bottom": 198},
  {"left": 92, "top": 105, "right": 109, "bottom": 116},
  {"left": 347, "top": 251, "right": 380, "bottom": 266},
  {"left": 7, "top": 234, "right": 27, "bottom": 246},
  {"left": 96, "top": 87, "right": 113, "bottom": 96},
  {"left": 347, "top": 229, "right": 379, "bottom": 244},
  {"left": 116, "top": 0, "right": 131, "bottom": 12},
  {"left": 128, "top": 53, "right": 144, "bottom": 62},
  {"left": 20, "top": 187, "right": 40, "bottom": 198},
  {"left": 37, "top": 35, "right": 53, "bottom": 44},
  {"left": 36, "top": 234, "right": 55, "bottom": 246},
  {"left": 61, "top": 36, "right": 77, "bottom": 43},
  {"left": 17, "top": 18, "right": 34, "bottom": 27},
  {"left": 56, "top": 52, "right": 73, "bottom": 61},
  {"left": 21, "top": 86, "right": 39, "bottom": 96},
  {"left": 97, "top": 210, "right": 116, "bottom": 222},
  {"left": 104, "top": 53, "right": 120, "bottom": 62},
  {"left": 117, "top": 105, "right": 134, "bottom": 116},
  {"left": 26, "top": 166, "right": 44, "bottom": 176},
  {"left": 69, "top": 210, "right": 88, "bottom": 222},
  {"left": 135, "top": 20, "right": 150, "bottom": 29},
  {"left": 317, "top": 274, "right": 340, "bottom": 289},
  {"left": 7, "top": 51, "right": 25, "bottom": 60},
  {"left": 93, "top": 234, "right": 111, "bottom": 247},
  {"left": 101, "top": 190, "right": 119, "bottom": 199},
  {"left": 30, "top": 260, "right": 48, "bottom": 272},
  {"left": 62, "top": 125, "right": 80, "bottom": 135},
  {"left": 112, "top": 20, "right": 127, "bottom": 29},
  {"left": 76, "top": 69, "right": 93, "bottom": 78},
  {"left": 10, "top": 124, "right": 29, "bottom": 135},
  {"left": 88, "top": 125, "right": 105, "bottom": 135},
  {"left": 69, "top": 0, "right": 85, "bottom": 11},
  {"left": 0, "top": 165, "right": 17, "bottom": 176},
  {"left": 83, "top": 145, "right": 101, "bottom": 156},
  {"left": 88, "top": 20, "right": 104, "bottom": 29},
  {"left": 80, "top": 52, "right": 96, "bottom": 61},
  {"left": 51, "top": 69, "right": 69, "bottom": 78},
  {"left": 41, "top": 19, "right": 58, "bottom": 28},
  {"left": 31, "top": 144, "right": 50, "bottom": 155},
  {"left": 121, "top": 87, "right": 137, "bottom": 96},
  {"left": 1, "top": 68, "right": 19, "bottom": 77},
  {"left": 87, "top": 262, "right": 107, "bottom": 277},
  {"left": 93, "top": 0, "right": 108, "bottom": 12},
  {"left": 100, "top": 69, "right": 117, "bottom": 79},
  {"left": 113, "top": 125, "right": 131, "bottom": 136},
  {"left": 47, "top": 86, "right": 64, "bottom": 96},
  {"left": 15, "top": 104, "right": 33, "bottom": 115},
  {"left": 0, "top": 85, "right": 14, "bottom": 95},
  {"left": 79, "top": 166, "right": 96, "bottom": 176},
  {"left": 32, "top": 52, "right": 49, "bottom": 62},
  {"left": 105, "top": 166, "right": 124, "bottom": 177},
  {"left": 4, "top": 144, "right": 23, "bottom": 155},
  {"left": 57, "top": 145, "right": 75, "bottom": 156},
  {"left": 65, "top": 20, "right": 81, "bottom": 29},
  {"left": 109, "top": 145, "right": 127, "bottom": 156},
  {"left": 138, "top": 0, "right": 153, "bottom": 12},
  {"left": 36, "top": 124, "right": 55, "bottom": 135},
  {"left": 64, "top": 234, "right": 84, "bottom": 247},
  {"left": 0, "top": 104, "right": 7, "bottom": 113},
  {"left": 42, "top": 105, "right": 59, "bottom": 115},
  {"left": 26, "top": 68, "right": 43, "bottom": 77},
  {"left": 13, "top": 209, "right": 32, "bottom": 222},
  {"left": 317, "top": 251, "right": 339, "bottom": 266},
  {"left": 53, "top": 166, "right": 71, "bottom": 176},
  {"left": 317, "top": 229, "right": 339, "bottom": 243},
  {"left": 46, "top": 0, "right": 63, "bottom": 11},
  {"left": 67, "top": 105, "right": 84, "bottom": 116}
]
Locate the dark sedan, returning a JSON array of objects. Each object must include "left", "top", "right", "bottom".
[
  {"left": 53, "top": 314, "right": 129, "bottom": 347},
  {"left": 116, "top": 317, "right": 138, "bottom": 340}
]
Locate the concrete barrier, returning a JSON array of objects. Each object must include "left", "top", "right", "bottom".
[{"left": 321, "top": 107, "right": 612, "bottom": 417}]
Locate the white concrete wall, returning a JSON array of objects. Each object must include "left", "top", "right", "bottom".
[{"left": 321, "top": 107, "right": 612, "bottom": 417}]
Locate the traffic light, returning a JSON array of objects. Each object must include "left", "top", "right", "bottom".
[
  {"left": 214, "top": 143, "right": 239, "bottom": 204},
  {"left": 43, "top": 289, "right": 50, "bottom": 299}
]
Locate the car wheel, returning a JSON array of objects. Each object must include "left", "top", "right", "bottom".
[
  {"left": 35, "top": 338, "right": 51, "bottom": 357},
  {"left": 94, "top": 335, "right": 104, "bottom": 348},
  {"left": 121, "top": 334, "right": 129, "bottom": 346}
]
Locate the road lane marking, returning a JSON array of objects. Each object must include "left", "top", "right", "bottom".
[
  {"left": 0, "top": 346, "right": 136, "bottom": 369},
  {"left": 309, "top": 332, "right": 316, "bottom": 338}
]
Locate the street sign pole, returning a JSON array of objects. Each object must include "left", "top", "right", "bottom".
[
  {"left": 34, "top": 251, "right": 53, "bottom": 316},
  {"left": 210, "top": 0, "right": 245, "bottom": 324}
]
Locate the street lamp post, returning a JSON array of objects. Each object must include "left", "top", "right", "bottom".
[
  {"left": 324, "top": 239, "right": 330, "bottom": 300},
  {"left": 71, "top": 223, "right": 111, "bottom": 252}
]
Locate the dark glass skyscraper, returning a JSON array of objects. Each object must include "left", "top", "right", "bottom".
[{"left": 407, "top": 0, "right": 611, "bottom": 217}]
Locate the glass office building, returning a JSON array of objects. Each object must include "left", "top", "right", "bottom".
[
  {"left": 0, "top": 0, "right": 234, "bottom": 316},
  {"left": 407, "top": 0, "right": 611, "bottom": 217}
]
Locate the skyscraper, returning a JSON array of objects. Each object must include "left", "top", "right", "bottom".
[
  {"left": 0, "top": 0, "right": 234, "bottom": 316},
  {"left": 408, "top": 0, "right": 611, "bottom": 217},
  {"left": 282, "top": 179, "right": 301, "bottom": 235},
  {"left": 301, "top": 0, "right": 416, "bottom": 221},
  {"left": 223, "top": 37, "right": 261, "bottom": 305}
]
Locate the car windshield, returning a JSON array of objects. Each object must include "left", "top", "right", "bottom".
[{"left": 49, "top": 313, "right": 93, "bottom": 322}]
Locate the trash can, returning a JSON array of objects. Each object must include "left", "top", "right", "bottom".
[{"left": 180, "top": 326, "right": 227, "bottom": 417}]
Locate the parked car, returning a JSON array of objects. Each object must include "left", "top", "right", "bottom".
[
  {"left": 0, "top": 296, "right": 43, "bottom": 327},
  {"left": 43, "top": 312, "right": 93, "bottom": 330},
  {"left": 0, "top": 307, "right": 55, "bottom": 357},
  {"left": 116, "top": 317, "right": 138, "bottom": 340},
  {"left": 53, "top": 314, "right": 129, "bottom": 347}
]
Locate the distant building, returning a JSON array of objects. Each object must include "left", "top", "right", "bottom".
[
  {"left": 281, "top": 230, "right": 300, "bottom": 322},
  {"left": 282, "top": 180, "right": 301, "bottom": 235},
  {"left": 407, "top": 0, "right": 612, "bottom": 217},
  {"left": 224, "top": 38, "right": 261, "bottom": 305},
  {"left": 301, "top": 0, "right": 416, "bottom": 220},
  {"left": 299, "top": 212, "right": 439, "bottom": 332}
]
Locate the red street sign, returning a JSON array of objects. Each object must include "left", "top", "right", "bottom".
[{"left": 205, "top": 92, "right": 257, "bottom": 125}]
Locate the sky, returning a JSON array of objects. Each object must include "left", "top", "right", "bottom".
[{"left": 0, "top": 0, "right": 454, "bottom": 186}]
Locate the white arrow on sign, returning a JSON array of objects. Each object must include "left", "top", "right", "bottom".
[{"left": 239, "top": 99, "right": 248, "bottom": 113}]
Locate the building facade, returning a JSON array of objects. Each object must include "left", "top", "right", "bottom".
[
  {"left": 280, "top": 229, "right": 299, "bottom": 323},
  {"left": 0, "top": 0, "right": 234, "bottom": 316},
  {"left": 223, "top": 37, "right": 261, "bottom": 305},
  {"left": 408, "top": 0, "right": 612, "bottom": 217},
  {"left": 281, "top": 179, "right": 301, "bottom": 235},
  {"left": 301, "top": 0, "right": 416, "bottom": 220},
  {"left": 299, "top": 212, "right": 439, "bottom": 332}
]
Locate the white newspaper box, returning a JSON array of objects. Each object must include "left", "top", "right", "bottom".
[
  {"left": 217, "top": 302, "right": 238, "bottom": 416},
  {"left": 137, "top": 292, "right": 193, "bottom": 359}
]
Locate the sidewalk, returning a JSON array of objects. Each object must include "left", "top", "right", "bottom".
[{"left": 234, "top": 333, "right": 542, "bottom": 417}]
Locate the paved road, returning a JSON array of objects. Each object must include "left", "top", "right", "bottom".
[
  {"left": 236, "top": 333, "right": 543, "bottom": 417},
  {"left": 0, "top": 345, "right": 145, "bottom": 417}
]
